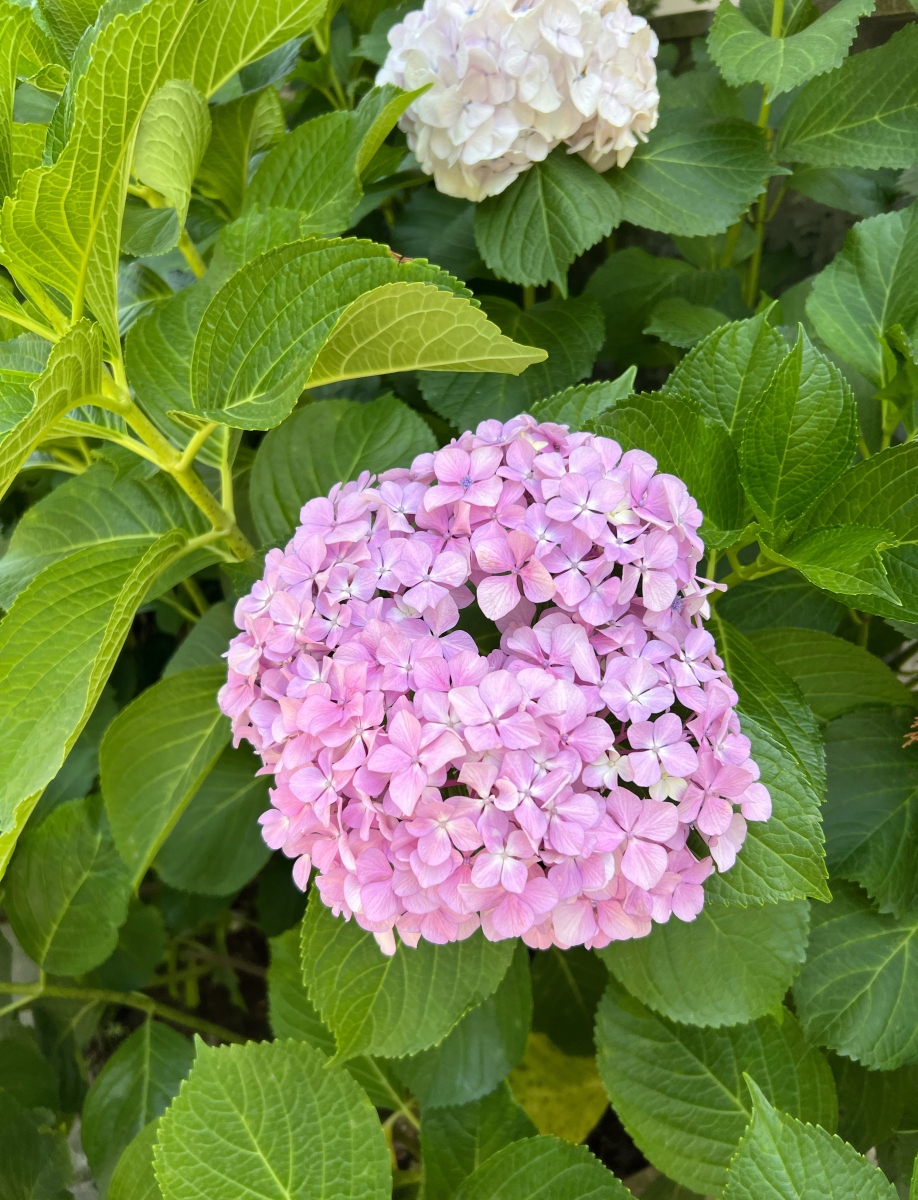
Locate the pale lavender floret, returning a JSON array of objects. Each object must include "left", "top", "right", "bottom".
[{"left": 219, "top": 415, "right": 771, "bottom": 956}]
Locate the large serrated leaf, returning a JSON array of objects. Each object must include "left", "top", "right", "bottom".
[
  {"left": 134, "top": 79, "right": 211, "bottom": 228},
  {"left": 452, "top": 1135, "right": 632, "bottom": 1200}
]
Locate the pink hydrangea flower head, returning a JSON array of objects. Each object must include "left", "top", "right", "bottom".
[{"left": 220, "top": 414, "right": 769, "bottom": 955}]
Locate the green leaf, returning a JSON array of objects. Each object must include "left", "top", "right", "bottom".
[
  {"left": 100, "top": 665, "right": 231, "bottom": 888},
  {"left": 662, "top": 312, "right": 787, "bottom": 444},
  {"left": 596, "top": 986, "right": 837, "bottom": 1197},
  {"left": 824, "top": 710, "right": 918, "bottom": 918},
  {"left": 420, "top": 1084, "right": 539, "bottom": 1200},
  {"left": 723, "top": 1078, "right": 898, "bottom": 1200},
  {"left": 0, "top": 449, "right": 210, "bottom": 610},
  {"left": 794, "top": 881, "right": 918, "bottom": 1071},
  {"left": 597, "top": 899, "right": 810, "bottom": 1028},
  {"left": 762, "top": 525, "right": 901, "bottom": 607},
  {"left": 391, "top": 188, "right": 485, "bottom": 282},
  {"left": 0, "top": 320, "right": 101, "bottom": 504},
  {"left": 531, "top": 945, "right": 608, "bottom": 1058},
  {"left": 419, "top": 295, "right": 603, "bottom": 432},
  {"left": 32, "top": 0, "right": 98, "bottom": 59},
  {"left": 452, "top": 1135, "right": 632, "bottom": 1200},
  {"left": 0, "top": 1037, "right": 60, "bottom": 1111},
  {"left": 589, "top": 391, "right": 745, "bottom": 548},
  {"left": 0, "top": 1093, "right": 72, "bottom": 1200},
  {"left": 154, "top": 1039, "right": 391, "bottom": 1200},
  {"left": 830, "top": 1054, "right": 911, "bottom": 1152},
  {"left": 0, "top": 532, "right": 185, "bottom": 875},
  {"left": 109, "top": 1119, "right": 162, "bottom": 1200},
  {"left": 706, "top": 615, "right": 828, "bottom": 905},
  {"left": 250, "top": 394, "right": 435, "bottom": 546},
  {"left": 163, "top": 602, "right": 237, "bottom": 678},
  {"left": 739, "top": 332, "right": 856, "bottom": 535},
  {"left": 807, "top": 205, "right": 918, "bottom": 388},
  {"left": 394, "top": 940, "right": 532, "bottom": 1109},
  {"left": 268, "top": 925, "right": 408, "bottom": 1110},
  {"left": 83, "top": 1022, "right": 195, "bottom": 1196},
  {"left": 195, "top": 87, "right": 285, "bottom": 219},
  {"left": 91, "top": 898, "right": 167, "bottom": 992},
  {"left": 606, "top": 111, "right": 778, "bottom": 237},
  {"left": 528, "top": 370, "right": 636, "bottom": 430},
  {"left": 1, "top": 3, "right": 34, "bottom": 203},
  {"left": 301, "top": 889, "right": 514, "bottom": 1062},
  {"left": 643, "top": 297, "right": 729, "bottom": 349},
  {"left": 708, "top": 0, "right": 874, "bottom": 98},
  {"left": 122, "top": 205, "right": 182, "bottom": 256},
  {"left": 134, "top": 79, "right": 211, "bottom": 228},
  {"left": 789, "top": 165, "right": 898, "bottom": 218},
  {"left": 191, "top": 238, "right": 540, "bottom": 430},
  {"left": 4, "top": 794, "right": 131, "bottom": 975},
  {"left": 508, "top": 1032, "right": 609, "bottom": 1144},
  {"left": 717, "top": 571, "right": 844, "bottom": 634},
  {"left": 155, "top": 744, "right": 271, "bottom": 896},
  {"left": 308, "top": 280, "right": 548, "bottom": 386},
  {"left": 777, "top": 26, "right": 918, "bottom": 168},
  {"left": 746, "top": 627, "right": 916, "bottom": 721},
  {"left": 474, "top": 147, "right": 622, "bottom": 293}
]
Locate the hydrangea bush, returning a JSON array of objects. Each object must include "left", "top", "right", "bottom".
[{"left": 0, "top": 0, "right": 917, "bottom": 1195}]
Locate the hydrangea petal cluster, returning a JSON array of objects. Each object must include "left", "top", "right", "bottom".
[
  {"left": 220, "top": 416, "right": 771, "bottom": 955},
  {"left": 377, "top": 0, "right": 659, "bottom": 201}
]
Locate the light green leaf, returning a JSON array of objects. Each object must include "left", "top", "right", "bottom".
[
  {"left": 723, "top": 1079, "right": 898, "bottom": 1200},
  {"left": 134, "top": 79, "right": 211, "bottom": 227},
  {"left": 0, "top": 531, "right": 185, "bottom": 873},
  {"left": 747, "top": 627, "right": 916, "bottom": 721},
  {"left": 190, "top": 238, "right": 513, "bottom": 429},
  {"left": 308, "top": 280, "right": 548, "bottom": 386},
  {"left": 794, "top": 881, "right": 918, "bottom": 1071},
  {"left": 4, "top": 794, "right": 130, "bottom": 976},
  {"left": 195, "top": 88, "right": 285, "bottom": 219},
  {"left": 762, "top": 525, "right": 901, "bottom": 607},
  {"left": 420, "top": 1083, "right": 538, "bottom": 1200},
  {"left": 606, "top": 111, "right": 778, "bottom": 236},
  {"left": 250, "top": 394, "right": 436, "bottom": 546},
  {"left": 528, "top": 370, "right": 636, "bottom": 430},
  {"left": 100, "top": 665, "right": 231, "bottom": 888},
  {"left": 155, "top": 744, "right": 271, "bottom": 896},
  {"left": 1, "top": 2, "right": 34, "bottom": 203},
  {"left": 36, "top": 0, "right": 100, "bottom": 59},
  {"left": 121, "top": 204, "right": 182, "bottom": 256},
  {"left": 509, "top": 1032, "right": 609, "bottom": 1144},
  {"left": 739, "top": 332, "right": 856, "bottom": 534},
  {"left": 777, "top": 26, "right": 918, "bottom": 168},
  {"left": 452, "top": 1136, "right": 632, "bottom": 1200},
  {"left": 83, "top": 1022, "right": 194, "bottom": 1196},
  {"left": 830, "top": 1054, "right": 912, "bottom": 1152},
  {"left": 154, "top": 1039, "right": 391, "bottom": 1200},
  {"left": 268, "top": 926, "right": 409, "bottom": 1110},
  {"left": 109, "top": 1119, "right": 162, "bottom": 1200},
  {"left": 824, "top": 710, "right": 918, "bottom": 919},
  {"left": 589, "top": 392, "right": 746, "bottom": 549},
  {"left": 596, "top": 986, "right": 837, "bottom": 1197},
  {"left": 419, "top": 295, "right": 603, "bottom": 432},
  {"left": 0, "top": 448, "right": 210, "bottom": 610},
  {"left": 807, "top": 205, "right": 918, "bottom": 388},
  {"left": 643, "top": 297, "right": 729, "bottom": 349},
  {"left": 717, "top": 571, "right": 844, "bottom": 634},
  {"left": 0, "top": 320, "right": 101, "bottom": 504},
  {"left": 301, "top": 889, "right": 514, "bottom": 1062},
  {"left": 474, "top": 147, "right": 622, "bottom": 293},
  {"left": 530, "top": 945, "right": 609, "bottom": 1058},
  {"left": 709, "top": 0, "right": 874, "bottom": 98},
  {"left": 662, "top": 312, "right": 787, "bottom": 444},
  {"left": 597, "top": 900, "right": 810, "bottom": 1028},
  {"left": 394, "top": 940, "right": 532, "bottom": 1109},
  {"left": 163, "top": 602, "right": 237, "bottom": 678},
  {"left": 706, "top": 615, "right": 828, "bottom": 905}
]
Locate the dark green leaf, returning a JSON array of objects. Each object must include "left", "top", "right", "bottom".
[
  {"left": 474, "top": 148, "right": 621, "bottom": 292},
  {"left": 528, "top": 370, "right": 636, "bottom": 430},
  {"left": 777, "top": 27, "right": 918, "bottom": 168},
  {"left": 420, "top": 1083, "right": 538, "bottom": 1200},
  {"left": 824, "top": 710, "right": 918, "bottom": 918},
  {"left": 716, "top": 571, "right": 844, "bottom": 634},
  {"left": 762, "top": 525, "right": 901, "bottom": 607},
  {"left": 419, "top": 295, "right": 604, "bottom": 432},
  {"left": 794, "top": 881, "right": 918, "bottom": 1071},
  {"left": 0, "top": 1038, "right": 60, "bottom": 1112},
  {"left": 195, "top": 88, "right": 285, "bottom": 220},
  {"left": 83, "top": 1022, "right": 194, "bottom": 1195},
  {"left": 606, "top": 112, "right": 777, "bottom": 237},
  {"left": 531, "top": 946, "right": 608, "bottom": 1058},
  {"left": 163, "top": 602, "right": 237, "bottom": 678},
  {"left": 789, "top": 166, "right": 899, "bottom": 218},
  {"left": 250, "top": 394, "right": 435, "bottom": 547},
  {"left": 830, "top": 1054, "right": 911, "bottom": 1152},
  {"left": 452, "top": 1135, "right": 632, "bottom": 1200},
  {"left": 0, "top": 1094, "right": 72, "bottom": 1200},
  {"left": 391, "top": 188, "right": 485, "bottom": 282},
  {"left": 596, "top": 985, "right": 837, "bottom": 1196},
  {"left": 4, "top": 794, "right": 131, "bottom": 976},
  {"left": 90, "top": 899, "right": 167, "bottom": 992},
  {"left": 643, "top": 298, "right": 729, "bottom": 349},
  {"left": 153, "top": 1039, "right": 391, "bottom": 1200}
]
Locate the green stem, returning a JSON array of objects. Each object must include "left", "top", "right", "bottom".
[
  {"left": 176, "top": 421, "right": 219, "bottom": 471},
  {"left": 178, "top": 228, "right": 207, "bottom": 279},
  {"left": 158, "top": 591, "right": 200, "bottom": 623},
  {"left": 182, "top": 575, "right": 210, "bottom": 617},
  {"left": 0, "top": 981, "right": 245, "bottom": 1043},
  {"left": 522, "top": 285, "right": 535, "bottom": 309},
  {"left": 858, "top": 435, "right": 872, "bottom": 460},
  {"left": 770, "top": 0, "right": 785, "bottom": 37},
  {"left": 8, "top": 267, "right": 69, "bottom": 336},
  {"left": 720, "top": 221, "right": 743, "bottom": 269}
]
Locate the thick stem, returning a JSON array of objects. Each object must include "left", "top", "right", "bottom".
[{"left": 178, "top": 228, "right": 207, "bottom": 279}]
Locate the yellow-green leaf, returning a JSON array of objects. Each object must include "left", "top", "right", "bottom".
[{"left": 134, "top": 79, "right": 211, "bottom": 226}]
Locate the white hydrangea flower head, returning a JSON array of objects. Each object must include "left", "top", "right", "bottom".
[{"left": 377, "top": 0, "right": 659, "bottom": 202}]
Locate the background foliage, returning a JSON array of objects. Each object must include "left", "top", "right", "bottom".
[{"left": 1, "top": 0, "right": 918, "bottom": 1195}]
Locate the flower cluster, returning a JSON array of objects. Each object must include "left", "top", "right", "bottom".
[
  {"left": 220, "top": 416, "right": 770, "bottom": 955},
  {"left": 377, "top": 0, "right": 659, "bottom": 201}
]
